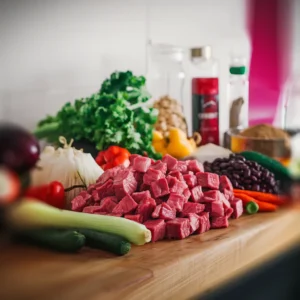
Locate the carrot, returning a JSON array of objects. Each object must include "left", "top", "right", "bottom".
[
  {"left": 234, "top": 193, "right": 278, "bottom": 212},
  {"left": 233, "top": 189, "right": 286, "bottom": 206}
]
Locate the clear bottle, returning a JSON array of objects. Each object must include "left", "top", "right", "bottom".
[
  {"left": 190, "top": 46, "right": 220, "bottom": 145},
  {"left": 227, "top": 57, "right": 249, "bottom": 130},
  {"left": 146, "top": 43, "right": 185, "bottom": 106}
]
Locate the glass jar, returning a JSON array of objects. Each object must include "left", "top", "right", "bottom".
[{"left": 146, "top": 43, "right": 185, "bottom": 107}]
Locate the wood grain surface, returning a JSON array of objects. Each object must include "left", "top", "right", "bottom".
[{"left": 1, "top": 210, "right": 300, "bottom": 300}]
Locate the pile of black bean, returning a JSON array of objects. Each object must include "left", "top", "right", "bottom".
[{"left": 204, "top": 154, "right": 279, "bottom": 194}]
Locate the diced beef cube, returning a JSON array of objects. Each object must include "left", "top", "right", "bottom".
[
  {"left": 211, "top": 216, "right": 229, "bottom": 229},
  {"left": 196, "top": 172, "right": 220, "bottom": 189},
  {"left": 131, "top": 191, "right": 151, "bottom": 204},
  {"left": 132, "top": 156, "right": 152, "bottom": 173},
  {"left": 155, "top": 198, "right": 164, "bottom": 205},
  {"left": 129, "top": 154, "right": 140, "bottom": 165},
  {"left": 223, "top": 188, "right": 234, "bottom": 201},
  {"left": 151, "top": 178, "right": 170, "bottom": 198},
  {"left": 172, "top": 161, "right": 188, "bottom": 173},
  {"left": 159, "top": 203, "right": 176, "bottom": 220},
  {"left": 113, "top": 169, "right": 137, "bottom": 200},
  {"left": 181, "top": 202, "right": 205, "bottom": 217},
  {"left": 166, "top": 218, "right": 190, "bottom": 239},
  {"left": 71, "top": 192, "right": 91, "bottom": 212},
  {"left": 97, "top": 165, "right": 125, "bottom": 185},
  {"left": 98, "top": 196, "right": 118, "bottom": 213},
  {"left": 219, "top": 175, "right": 233, "bottom": 192},
  {"left": 225, "top": 207, "right": 234, "bottom": 218},
  {"left": 152, "top": 204, "right": 162, "bottom": 218},
  {"left": 210, "top": 201, "right": 224, "bottom": 217},
  {"left": 167, "top": 193, "right": 186, "bottom": 212},
  {"left": 82, "top": 206, "right": 102, "bottom": 214},
  {"left": 124, "top": 214, "right": 142, "bottom": 223},
  {"left": 112, "top": 195, "right": 138, "bottom": 216},
  {"left": 168, "top": 170, "right": 184, "bottom": 181},
  {"left": 167, "top": 176, "right": 187, "bottom": 194},
  {"left": 87, "top": 183, "right": 96, "bottom": 193},
  {"left": 220, "top": 193, "right": 231, "bottom": 210},
  {"left": 144, "top": 219, "right": 166, "bottom": 242},
  {"left": 190, "top": 186, "right": 203, "bottom": 202},
  {"left": 202, "top": 190, "right": 222, "bottom": 202},
  {"left": 133, "top": 171, "right": 144, "bottom": 186},
  {"left": 162, "top": 154, "right": 178, "bottom": 171},
  {"left": 143, "top": 168, "right": 164, "bottom": 185},
  {"left": 188, "top": 213, "right": 200, "bottom": 234},
  {"left": 91, "top": 190, "right": 100, "bottom": 202},
  {"left": 183, "top": 173, "right": 197, "bottom": 188},
  {"left": 136, "top": 198, "right": 156, "bottom": 222},
  {"left": 230, "top": 198, "right": 243, "bottom": 219},
  {"left": 195, "top": 212, "right": 210, "bottom": 234},
  {"left": 95, "top": 179, "right": 115, "bottom": 199},
  {"left": 151, "top": 161, "right": 167, "bottom": 174},
  {"left": 187, "top": 160, "right": 204, "bottom": 173},
  {"left": 183, "top": 189, "right": 191, "bottom": 201},
  {"left": 139, "top": 183, "right": 150, "bottom": 192}
]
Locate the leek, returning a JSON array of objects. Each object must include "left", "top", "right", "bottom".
[{"left": 7, "top": 199, "right": 151, "bottom": 245}]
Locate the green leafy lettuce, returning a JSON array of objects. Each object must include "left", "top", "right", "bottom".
[{"left": 34, "top": 71, "right": 160, "bottom": 158}]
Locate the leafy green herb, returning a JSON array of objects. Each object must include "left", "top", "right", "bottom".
[{"left": 34, "top": 71, "right": 160, "bottom": 158}]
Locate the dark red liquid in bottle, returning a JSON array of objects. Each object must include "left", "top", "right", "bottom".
[{"left": 192, "top": 78, "right": 219, "bottom": 145}]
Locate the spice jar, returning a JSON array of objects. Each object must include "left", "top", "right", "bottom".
[{"left": 147, "top": 43, "right": 187, "bottom": 136}]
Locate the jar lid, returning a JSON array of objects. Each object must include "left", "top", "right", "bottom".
[
  {"left": 191, "top": 46, "right": 212, "bottom": 59},
  {"left": 230, "top": 66, "right": 246, "bottom": 75}
]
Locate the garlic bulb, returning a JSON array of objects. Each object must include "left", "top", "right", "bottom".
[{"left": 31, "top": 137, "right": 103, "bottom": 208}]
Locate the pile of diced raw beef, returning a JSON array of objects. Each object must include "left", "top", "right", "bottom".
[{"left": 71, "top": 154, "right": 243, "bottom": 242}]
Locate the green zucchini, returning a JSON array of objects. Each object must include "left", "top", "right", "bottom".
[
  {"left": 240, "top": 151, "right": 291, "bottom": 181},
  {"left": 17, "top": 228, "right": 86, "bottom": 252},
  {"left": 78, "top": 229, "right": 131, "bottom": 256}
]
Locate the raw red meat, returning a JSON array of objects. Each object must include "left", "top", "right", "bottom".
[
  {"left": 183, "top": 189, "right": 191, "bottom": 201},
  {"left": 131, "top": 190, "right": 151, "bottom": 203},
  {"left": 129, "top": 154, "right": 139, "bottom": 164},
  {"left": 168, "top": 170, "right": 184, "bottom": 181},
  {"left": 71, "top": 193, "right": 91, "bottom": 212},
  {"left": 181, "top": 202, "right": 205, "bottom": 217},
  {"left": 113, "top": 169, "right": 137, "bottom": 200},
  {"left": 143, "top": 168, "right": 164, "bottom": 185},
  {"left": 188, "top": 213, "right": 200, "bottom": 234},
  {"left": 139, "top": 183, "right": 150, "bottom": 192},
  {"left": 223, "top": 189, "right": 234, "bottom": 201},
  {"left": 190, "top": 186, "right": 203, "bottom": 202},
  {"left": 151, "top": 178, "right": 170, "bottom": 198},
  {"left": 196, "top": 172, "right": 220, "bottom": 189},
  {"left": 219, "top": 175, "right": 233, "bottom": 191},
  {"left": 124, "top": 214, "right": 142, "bottom": 223},
  {"left": 202, "top": 190, "right": 222, "bottom": 202},
  {"left": 112, "top": 195, "right": 137, "bottom": 215},
  {"left": 220, "top": 193, "right": 231, "bottom": 210},
  {"left": 97, "top": 165, "right": 125, "bottom": 185},
  {"left": 162, "top": 154, "right": 178, "bottom": 171},
  {"left": 166, "top": 218, "right": 190, "bottom": 239},
  {"left": 167, "top": 176, "right": 187, "bottom": 194},
  {"left": 211, "top": 216, "right": 229, "bottom": 229},
  {"left": 159, "top": 203, "right": 176, "bottom": 220},
  {"left": 183, "top": 173, "right": 197, "bottom": 188},
  {"left": 133, "top": 171, "right": 144, "bottom": 186},
  {"left": 172, "top": 161, "right": 188, "bottom": 173},
  {"left": 151, "top": 161, "right": 167, "bottom": 174},
  {"left": 187, "top": 160, "right": 204, "bottom": 174},
  {"left": 144, "top": 219, "right": 166, "bottom": 242},
  {"left": 95, "top": 179, "right": 115, "bottom": 199},
  {"left": 91, "top": 190, "right": 100, "bottom": 202},
  {"left": 98, "top": 196, "right": 118, "bottom": 213},
  {"left": 82, "top": 206, "right": 102, "bottom": 214},
  {"left": 210, "top": 201, "right": 224, "bottom": 217},
  {"left": 136, "top": 198, "right": 156, "bottom": 222},
  {"left": 132, "top": 156, "right": 152, "bottom": 173},
  {"left": 225, "top": 207, "right": 234, "bottom": 218},
  {"left": 152, "top": 204, "right": 162, "bottom": 218},
  {"left": 195, "top": 212, "right": 210, "bottom": 234},
  {"left": 230, "top": 198, "right": 243, "bottom": 219},
  {"left": 167, "top": 193, "right": 186, "bottom": 212}
]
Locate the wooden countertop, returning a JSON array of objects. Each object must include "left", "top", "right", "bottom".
[{"left": 1, "top": 210, "right": 300, "bottom": 300}]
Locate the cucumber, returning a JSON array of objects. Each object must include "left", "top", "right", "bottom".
[
  {"left": 77, "top": 229, "right": 131, "bottom": 256},
  {"left": 240, "top": 151, "right": 291, "bottom": 181},
  {"left": 17, "top": 228, "right": 86, "bottom": 252}
]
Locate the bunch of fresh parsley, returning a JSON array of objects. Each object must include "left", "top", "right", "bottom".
[{"left": 34, "top": 71, "right": 160, "bottom": 158}]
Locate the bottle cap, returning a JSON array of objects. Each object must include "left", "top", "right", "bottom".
[
  {"left": 191, "top": 46, "right": 212, "bottom": 59},
  {"left": 230, "top": 66, "right": 246, "bottom": 75}
]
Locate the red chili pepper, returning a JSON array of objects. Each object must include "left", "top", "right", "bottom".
[
  {"left": 95, "top": 146, "right": 130, "bottom": 170},
  {"left": 24, "top": 181, "right": 65, "bottom": 209}
]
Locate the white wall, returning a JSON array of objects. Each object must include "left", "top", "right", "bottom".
[{"left": 0, "top": 0, "right": 249, "bottom": 136}]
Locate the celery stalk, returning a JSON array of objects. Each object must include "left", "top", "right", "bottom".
[{"left": 7, "top": 199, "right": 151, "bottom": 245}]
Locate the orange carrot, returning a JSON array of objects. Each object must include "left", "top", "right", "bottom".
[
  {"left": 233, "top": 189, "right": 286, "bottom": 206},
  {"left": 234, "top": 193, "right": 278, "bottom": 212}
]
